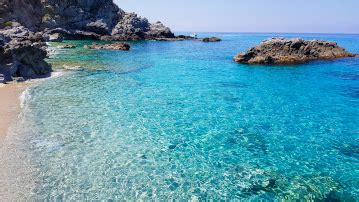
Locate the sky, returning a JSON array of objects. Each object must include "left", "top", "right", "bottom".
[{"left": 114, "top": 0, "right": 359, "bottom": 34}]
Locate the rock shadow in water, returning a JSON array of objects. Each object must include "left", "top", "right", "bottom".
[
  {"left": 332, "top": 141, "right": 359, "bottom": 158},
  {"left": 341, "top": 85, "right": 359, "bottom": 99},
  {"left": 227, "top": 127, "right": 269, "bottom": 155},
  {"left": 327, "top": 72, "right": 359, "bottom": 81}
]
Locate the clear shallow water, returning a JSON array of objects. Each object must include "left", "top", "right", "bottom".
[{"left": 3, "top": 33, "right": 359, "bottom": 200}]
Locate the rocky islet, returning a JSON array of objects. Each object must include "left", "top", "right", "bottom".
[{"left": 234, "top": 38, "right": 357, "bottom": 65}]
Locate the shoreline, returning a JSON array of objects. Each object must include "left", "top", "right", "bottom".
[
  {"left": 0, "top": 72, "right": 64, "bottom": 140},
  {"left": 0, "top": 82, "right": 32, "bottom": 140},
  {"left": 0, "top": 72, "right": 65, "bottom": 200}
]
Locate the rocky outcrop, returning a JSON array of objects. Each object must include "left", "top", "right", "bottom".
[
  {"left": 0, "top": 26, "right": 52, "bottom": 82},
  {"left": 201, "top": 37, "right": 221, "bottom": 42},
  {"left": 234, "top": 38, "right": 356, "bottom": 65},
  {"left": 0, "top": 0, "right": 120, "bottom": 34},
  {"left": 0, "top": 0, "right": 43, "bottom": 30},
  {"left": 110, "top": 12, "right": 150, "bottom": 40},
  {"left": 84, "top": 42, "right": 130, "bottom": 51},
  {"left": 146, "top": 21, "right": 175, "bottom": 39},
  {"left": 1, "top": 0, "right": 175, "bottom": 41},
  {"left": 108, "top": 13, "right": 174, "bottom": 41}
]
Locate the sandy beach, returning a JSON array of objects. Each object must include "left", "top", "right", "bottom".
[{"left": 0, "top": 82, "right": 30, "bottom": 140}]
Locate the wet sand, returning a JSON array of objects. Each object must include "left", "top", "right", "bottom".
[
  {"left": 0, "top": 81, "right": 34, "bottom": 200},
  {"left": 0, "top": 82, "right": 30, "bottom": 140}
]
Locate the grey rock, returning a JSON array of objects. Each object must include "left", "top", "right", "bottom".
[
  {"left": 0, "top": 0, "right": 43, "bottom": 30},
  {"left": 176, "top": 35, "right": 196, "bottom": 40},
  {"left": 146, "top": 21, "right": 175, "bottom": 39},
  {"left": 84, "top": 42, "right": 130, "bottom": 51},
  {"left": 14, "top": 77, "right": 25, "bottom": 82},
  {"left": 0, "top": 26, "right": 52, "bottom": 82},
  {"left": 111, "top": 12, "right": 150, "bottom": 40},
  {"left": 1, "top": 0, "right": 175, "bottom": 41},
  {"left": 48, "top": 33, "right": 63, "bottom": 42},
  {"left": 234, "top": 38, "right": 357, "bottom": 65},
  {"left": 110, "top": 13, "right": 174, "bottom": 40},
  {"left": 201, "top": 37, "right": 222, "bottom": 42},
  {"left": 86, "top": 19, "right": 112, "bottom": 35},
  {"left": 0, "top": 26, "right": 30, "bottom": 39},
  {"left": 1, "top": 0, "right": 120, "bottom": 33}
]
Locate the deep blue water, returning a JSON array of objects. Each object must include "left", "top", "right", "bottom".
[{"left": 6, "top": 33, "right": 359, "bottom": 200}]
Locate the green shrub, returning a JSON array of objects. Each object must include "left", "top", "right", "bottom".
[{"left": 4, "top": 22, "right": 13, "bottom": 27}]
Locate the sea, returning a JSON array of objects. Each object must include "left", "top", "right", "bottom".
[{"left": 0, "top": 32, "right": 358, "bottom": 200}]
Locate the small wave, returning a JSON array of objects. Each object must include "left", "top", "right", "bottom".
[
  {"left": 19, "top": 71, "right": 66, "bottom": 109},
  {"left": 19, "top": 87, "right": 30, "bottom": 109},
  {"left": 51, "top": 71, "right": 66, "bottom": 78}
]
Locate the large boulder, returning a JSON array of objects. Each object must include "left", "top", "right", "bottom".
[
  {"left": 234, "top": 38, "right": 357, "bottom": 65},
  {"left": 109, "top": 13, "right": 174, "bottom": 40},
  {"left": 111, "top": 12, "right": 150, "bottom": 40},
  {"left": 0, "top": 26, "right": 52, "bottom": 82},
  {"left": 146, "top": 21, "right": 175, "bottom": 39}
]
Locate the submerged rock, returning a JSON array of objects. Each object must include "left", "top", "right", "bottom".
[
  {"left": 62, "top": 65, "right": 84, "bottom": 71},
  {"left": 168, "top": 144, "right": 178, "bottom": 150},
  {"left": 234, "top": 38, "right": 356, "bottom": 65},
  {"left": 56, "top": 44, "right": 76, "bottom": 49},
  {"left": 201, "top": 37, "right": 222, "bottom": 42},
  {"left": 84, "top": 42, "right": 130, "bottom": 51},
  {"left": 332, "top": 141, "right": 359, "bottom": 158}
]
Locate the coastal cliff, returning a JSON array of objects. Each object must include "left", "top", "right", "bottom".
[
  {"left": 0, "top": 0, "right": 175, "bottom": 82},
  {"left": 0, "top": 0, "right": 174, "bottom": 40}
]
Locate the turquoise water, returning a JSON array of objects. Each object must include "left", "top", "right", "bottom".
[{"left": 6, "top": 33, "right": 359, "bottom": 200}]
